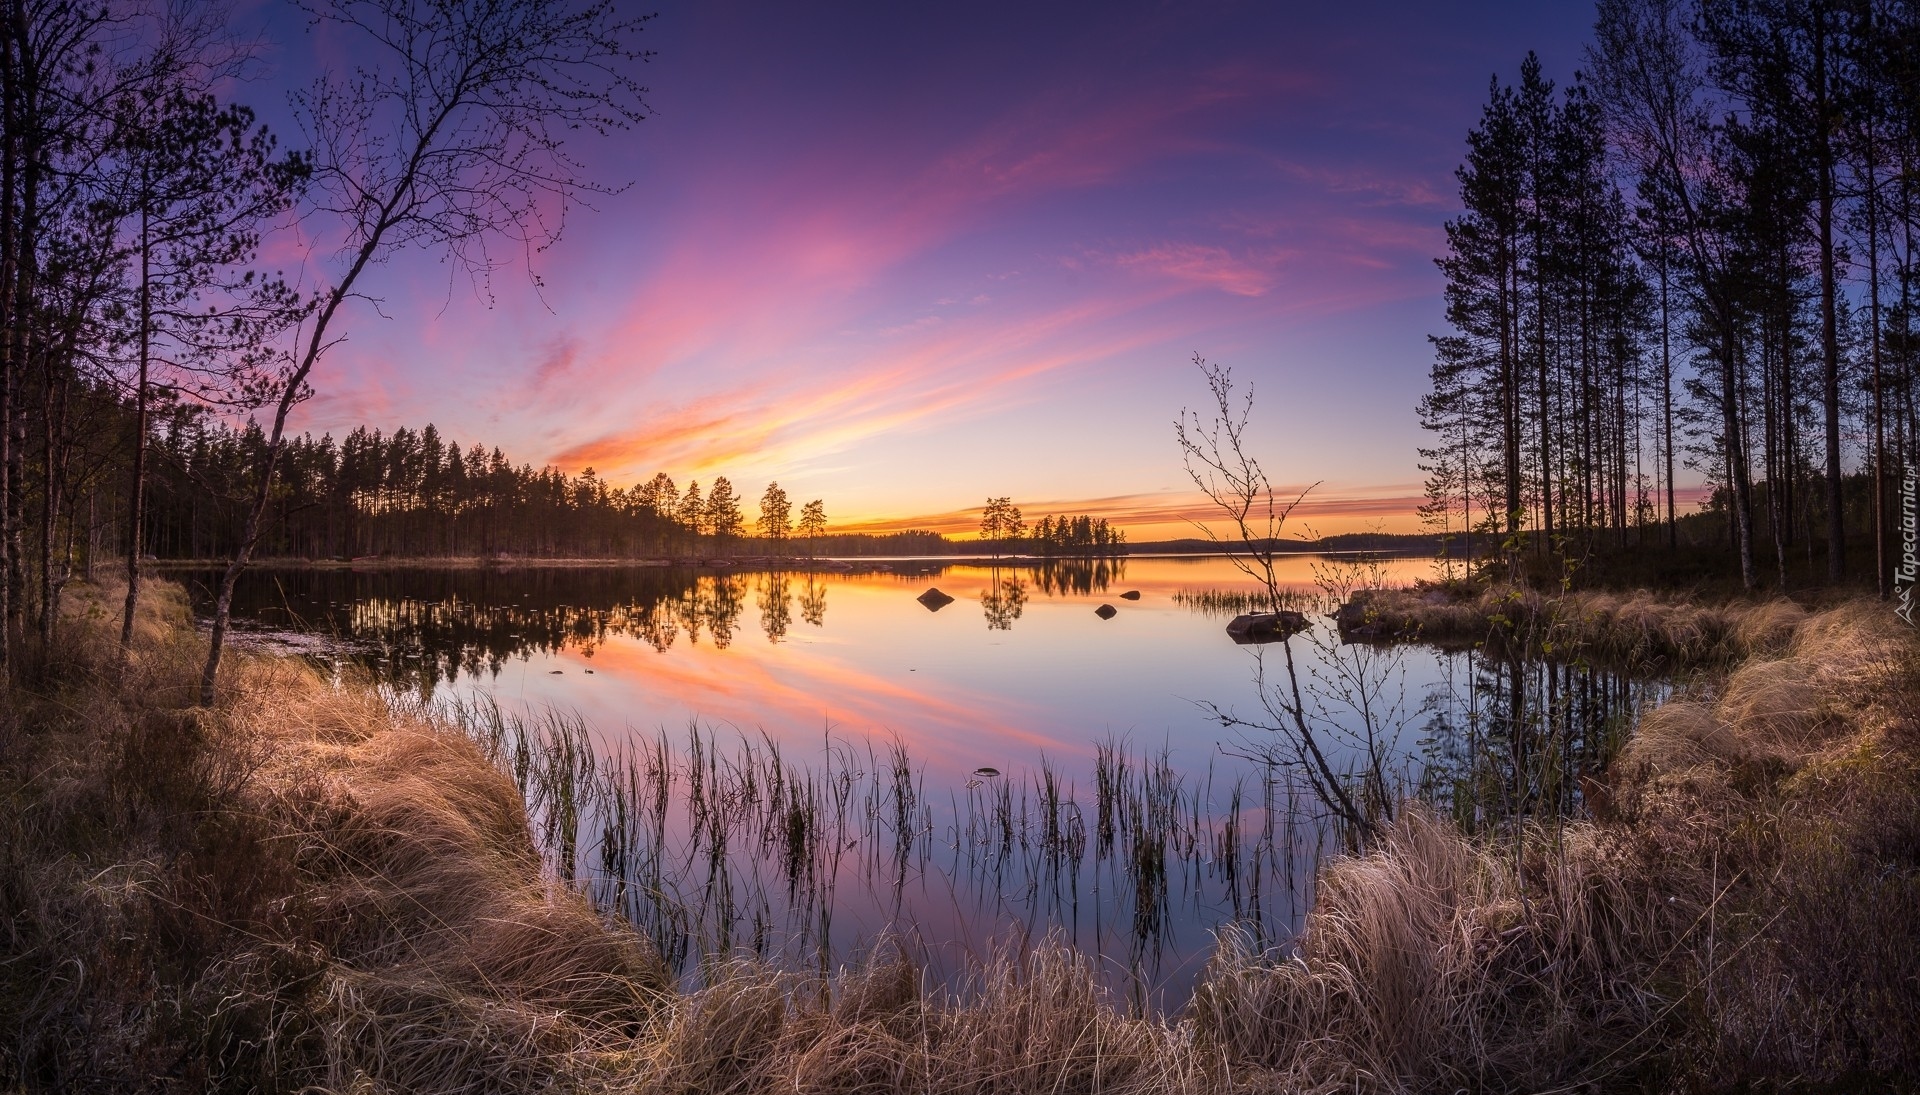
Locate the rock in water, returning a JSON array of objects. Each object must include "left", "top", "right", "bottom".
[
  {"left": 1095, "top": 604, "right": 1118, "bottom": 619},
  {"left": 1224, "top": 610, "right": 1307, "bottom": 644},
  {"left": 1119, "top": 590, "right": 1141, "bottom": 600},
  {"left": 917, "top": 587, "right": 956, "bottom": 611}
]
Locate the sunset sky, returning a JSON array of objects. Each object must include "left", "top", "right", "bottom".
[{"left": 251, "top": 1, "right": 1600, "bottom": 539}]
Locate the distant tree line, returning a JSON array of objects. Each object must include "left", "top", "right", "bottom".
[
  {"left": 1421, "top": 0, "right": 1920, "bottom": 593},
  {"left": 79, "top": 407, "right": 1140, "bottom": 562},
  {"left": 117, "top": 414, "right": 840, "bottom": 560}
]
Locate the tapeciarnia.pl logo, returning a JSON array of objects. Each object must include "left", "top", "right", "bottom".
[{"left": 1899, "top": 466, "right": 1918, "bottom": 627}]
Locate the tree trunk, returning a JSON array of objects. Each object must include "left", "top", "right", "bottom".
[
  {"left": 1661, "top": 255, "right": 1676, "bottom": 548},
  {"left": 121, "top": 191, "right": 149, "bottom": 648},
  {"left": 1725, "top": 330, "right": 1757, "bottom": 590},
  {"left": 1815, "top": 22, "right": 1845, "bottom": 584}
]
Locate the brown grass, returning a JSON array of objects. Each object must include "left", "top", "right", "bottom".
[
  {"left": 2, "top": 580, "right": 666, "bottom": 1091},
  {"left": 1343, "top": 583, "right": 1813, "bottom": 671},
  {"left": 3, "top": 577, "right": 1917, "bottom": 1092}
]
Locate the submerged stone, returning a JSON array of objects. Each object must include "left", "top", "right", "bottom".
[{"left": 1224, "top": 610, "right": 1307, "bottom": 644}]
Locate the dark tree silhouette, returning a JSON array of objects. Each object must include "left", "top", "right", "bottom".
[
  {"left": 199, "top": 0, "right": 654, "bottom": 703},
  {"left": 111, "top": 82, "right": 305, "bottom": 652}
]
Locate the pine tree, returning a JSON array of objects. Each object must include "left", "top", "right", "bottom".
[
  {"left": 677, "top": 480, "right": 705, "bottom": 538},
  {"left": 798, "top": 499, "right": 827, "bottom": 557},
  {"left": 758, "top": 481, "right": 792, "bottom": 545},
  {"left": 706, "top": 477, "right": 744, "bottom": 543}
]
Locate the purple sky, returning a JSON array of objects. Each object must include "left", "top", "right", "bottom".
[{"left": 246, "top": 0, "right": 1599, "bottom": 537}]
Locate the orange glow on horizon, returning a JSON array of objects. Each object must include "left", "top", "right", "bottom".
[
  {"left": 823, "top": 486, "right": 1432, "bottom": 540},
  {"left": 815, "top": 482, "right": 1718, "bottom": 543}
]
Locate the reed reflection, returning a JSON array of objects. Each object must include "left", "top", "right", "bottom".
[
  {"left": 448, "top": 699, "right": 1333, "bottom": 1004},
  {"left": 451, "top": 631, "right": 1656, "bottom": 1004}
]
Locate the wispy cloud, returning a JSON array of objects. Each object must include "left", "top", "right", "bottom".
[
  {"left": 275, "top": 15, "right": 1499, "bottom": 519},
  {"left": 548, "top": 290, "right": 1195, "bottom": 481},
  {"left": 1112, "top": 243, "right": 1289, "bottom": 297}
]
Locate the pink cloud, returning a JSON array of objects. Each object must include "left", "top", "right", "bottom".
[
  {"left": 1259, "top": 159, "right": 1453, "bottom": 210},
  {"left": 1112, "top": 243, "right": 1289, "bottom": 297},
  {"left": 531, "top": 336, "right": 579, "bottom": 391},
  {"left": 273, "top": 43, "right": 1455, "bottom": 517},
  {"left": 548, "top": 287, "right": 1198, "bottom": 482}
]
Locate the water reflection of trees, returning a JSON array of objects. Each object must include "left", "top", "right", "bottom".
[
  {"left": 202, "top": 558, "right": 1120, "bottom": 660},
  {"left": 757, "top": 573, "right": 793, "bottom": 642},
  {"left": 1420, "top": 647, "right": 1659, "bottom": 830},
  {"left": 195, "top": 567, "right": 781, "bottom": 695},
  {"left": 797, "top": 576, "right": 826, "bottom": 627},
  {"left": 980, "top": 569, "right": 1027, "bottom": 630},
  {"left": 974, "top": 559, "right": 1123, "bottom": 631},
  {"left": 1023, "top": 557, "right": 1124, "bottom": 596}
]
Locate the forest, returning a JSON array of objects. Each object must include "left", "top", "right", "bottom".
[
  {"left": 60, "top": 408, "right": 1133, "bottom": 561},
  {"left": 1420, "top": 0, "right": 1920, "bottom": 594}
]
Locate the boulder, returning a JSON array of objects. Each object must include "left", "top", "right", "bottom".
[
  {"left": 917, "top": 587, "right": 956, "bottom": 611},
  {"left": 1119, "top": 590, "right": 1141, "bottom": 600},
  {"left": 1224, "top": 610, "right": 1308, "bottom": 644},
  {"left": 1095, "top": 604, "right": 1118, "bottom": 619}
]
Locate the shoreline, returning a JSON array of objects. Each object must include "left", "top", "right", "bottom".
[
  {"left": 145, "top": 548, "right": 1425, "bottom": 573},
  {"left": 6, "top": 577, "right": 1916, "bottom": 1090}
]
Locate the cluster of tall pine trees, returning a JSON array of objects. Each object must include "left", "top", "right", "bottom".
[
  {"left": 1421, "top": 0, "right": 1920, "bottom": 593},
  {"left": 1027, "top": 514, "right": 1127, "bottom": 557}
]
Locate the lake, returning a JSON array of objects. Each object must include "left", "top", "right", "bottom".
[{"left": 182, "top": 554, "right": 1653, "bottom": 1006}]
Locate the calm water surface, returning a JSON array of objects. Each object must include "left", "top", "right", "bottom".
[{"left": 185, "top": 554, "right": 1652, "bottom": 1003}]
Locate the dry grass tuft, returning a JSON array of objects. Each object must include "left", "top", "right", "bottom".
[
  {"left": 1204, "top": 588, "right": 1919, "bottom": 1091},
  {"left": 2, "top": 580, "right": 665, "bottom": 1092},
  {"left": 932, "top": 942, "right": 1174, "bottom": 1094},
  {"left": 1347, "top": 583, "right": 1821, "bottom": 674},
  {"left": 1190, "top": 809, "right": 1664, "bottom": 1092}
]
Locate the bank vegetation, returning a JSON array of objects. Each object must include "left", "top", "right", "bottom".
[{"left": 0, "top": 578, "right": 1914, "bottom": 1092}]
